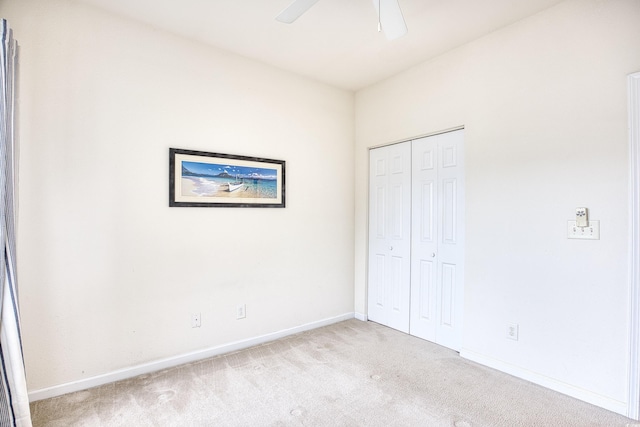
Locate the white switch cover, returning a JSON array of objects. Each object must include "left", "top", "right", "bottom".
[{"left": 568, "top": 220, "right": 600, "bottom": 240}]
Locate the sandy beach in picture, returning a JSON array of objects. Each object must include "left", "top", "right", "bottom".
[{"left": 181, "top": 176, "right": 264, "bottom": 198}]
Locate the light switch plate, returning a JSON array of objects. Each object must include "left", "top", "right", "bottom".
[{"left": 568, "top": 220, "right": 600, "bottom": 240}]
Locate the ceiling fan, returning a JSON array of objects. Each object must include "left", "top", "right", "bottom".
[{"left": 276, "top": 0, "right": 408, "bottom": 41}]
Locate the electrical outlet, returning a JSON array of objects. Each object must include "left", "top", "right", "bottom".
[
  {"left": 236, "top": 304, "right": 246, "bottom": 320},
  {"left": 192, "top": 313, "right": 201, "bottom": 328},
  {"left": 507, "top": 323, "right": 519, "bottom": 341}
]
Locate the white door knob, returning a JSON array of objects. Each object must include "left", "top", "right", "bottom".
[{"left": 431, "top": 252, "right": 436, "bottom": 257}]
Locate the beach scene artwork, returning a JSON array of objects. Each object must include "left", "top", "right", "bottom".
[{"left": 180, "top": 160, "right": 278, "bottom": 199}]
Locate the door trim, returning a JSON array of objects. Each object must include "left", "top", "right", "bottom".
[
  {"left": 367, "top": 126, "right": 465, "bottom": 151},
  {"left": 366, "top": 128, "right": 465, "bottom": 347},
  {"left": 628, "top": 71, "right": 640, "bottom": 420}
]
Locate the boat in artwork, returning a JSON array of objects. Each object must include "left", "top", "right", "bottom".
[{"left": 227, "top": 176, "right": 244, "bottom": 192}]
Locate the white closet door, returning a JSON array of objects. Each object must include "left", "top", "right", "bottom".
[
  {"left": 409, "top": 136, "right": 438, "bottom": 342},
  {"left": 410, "top": 130, "right": 465, "bottom": 351},
  {"left": 368, "top": 142, "right": 412, "bottom": 333}
]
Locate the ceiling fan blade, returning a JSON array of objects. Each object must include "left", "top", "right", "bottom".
[
  {"left": 276, "top": 0, "right": 321, "bottom": 24},
  {"left": 372, "top": 0, "right": 408, "bottom": 40}
]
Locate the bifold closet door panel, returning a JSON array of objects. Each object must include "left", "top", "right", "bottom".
[
  {"left": 410, "top": 130, "right": 465, "bottom": 351},
  {"left": 410, "top": 136, "right": 438, "bottom": 342},
  {"left": 368, "top": 142, "right": 412, "bottom": 333}
]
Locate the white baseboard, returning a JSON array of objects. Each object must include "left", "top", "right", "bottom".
[
  {"left": 460, "top": 348, "right": 628, "bottom": 416},
  {"left": 354, "top": 312, "right": 367, "bottom": 321},
  {"left": 29, "top": 312, "right": 355, "bottom": 402}
]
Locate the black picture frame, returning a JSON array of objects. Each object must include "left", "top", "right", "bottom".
[{"left": 169, "top": 148, "right": 286, "bottom": 208}]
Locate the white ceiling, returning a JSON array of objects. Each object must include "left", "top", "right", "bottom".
[{"left": 75, "top": 0, "right": 566, "bottom": 91}]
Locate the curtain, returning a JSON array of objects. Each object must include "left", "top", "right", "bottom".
[{"left": 0, "top": 19, "right": 31, "bottom": 427}]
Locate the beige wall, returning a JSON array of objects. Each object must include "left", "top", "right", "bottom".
[
  {"left": 3, "top": 0, "right": 640, "bottom": 415},
  {"left": 3, "top": 0, "right": 355, "bottom": 391},
  {"left": 355, "top": 0, "right": 640, "bottom": 413}
]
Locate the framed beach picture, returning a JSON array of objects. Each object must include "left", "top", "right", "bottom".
[{"left": 169, "top": 148, "right": 285, "bottom": 208}]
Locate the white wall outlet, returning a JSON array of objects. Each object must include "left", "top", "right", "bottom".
[
  {"left": 191, "top": 313, "right": 201, "bottom": 328},
  {"left": 236, "top": 304, "right": 246, "bottom": 320},
  {"left": 507, "top": 323, "right": 519, "bottom": 341}
]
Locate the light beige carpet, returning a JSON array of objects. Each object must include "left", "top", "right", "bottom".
[{"left": 30, "top": 319, "right": 635, "bottom": 426}]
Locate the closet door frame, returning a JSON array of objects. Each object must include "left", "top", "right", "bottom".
[{"left": 366, "top": 126, "right": 465, "bottom": 348}]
